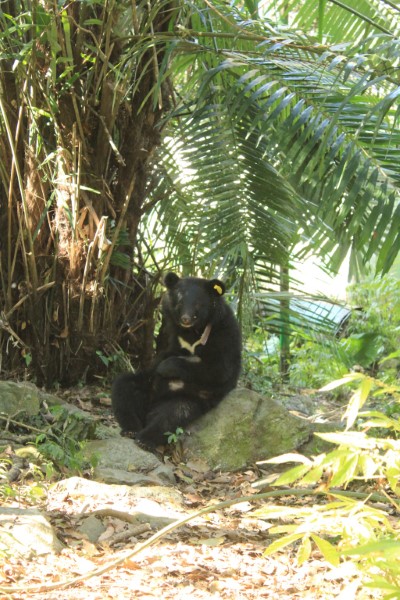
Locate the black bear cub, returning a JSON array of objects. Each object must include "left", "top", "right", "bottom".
[{"left": 112, "top": 272, "right": 242, "bottom": 448}]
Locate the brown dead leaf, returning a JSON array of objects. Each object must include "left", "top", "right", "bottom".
[
  {"left": 98, "top": 396, "right": 112, "bottom": 406},
  {"left": 185, "top": 459, "right": 210, "bottom": 473},
  {"left": 193, "top": 536, "right": 226, "bottom": 547},
  {"left": 183, "top": 492, "right": 204, "bottom": 505}
]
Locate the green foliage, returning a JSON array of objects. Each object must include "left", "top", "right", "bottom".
[
  {"left": 258, "top": 496, "right": 386, "bottom": 566},
  {"left": 31, "top": 405, "right": 96, "bottom": 473},
  {"left": 141, "top": 0, "right": 400, "bottom": 304},
  {"left": 344, "top": 538, "right": 400, "bottom": 597},
  {"left": 242, "top": 316, "right": 351, "bottom": 390},
  {"left": 259, "top": 368, "right": 400, "bottom": 598},
  {"left": 289, "top": 338, "right": 348, "bottom": 388},
  {"left": 347, "top": 275, "right": 400, "bottom": 375},
  {"left": 166, "top": 427, "right": 185, "bottom": 445},
  {"left": 0, "top": 446, "right": 54, "bottom": 507},
  {"left": 35, "top": 433, "right": 87, "bottom": 473},
  {"left": 1, "top": 405, "right": 94, "bottom": 476},
  {"left": 242, "top": 328, "right": 280, "bottom": 392},
  {"left": 249, "top": 274, "right": 400, "bottom": 389},
  {"left": 147, "top": 0, "right": 400, "bottom": 391},
  {"left": 2, "top": 1, "right": 400, "bottom": 383},
  {"left": 0, "top": 458, "right": 16, "bottom": 501},
  {"left": 95, "top": 347, "right": 133, "bottom": 380}
]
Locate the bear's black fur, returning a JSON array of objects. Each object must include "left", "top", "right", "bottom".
[{"left": 111, "top": 272, "right": 242, "bottom": 447}]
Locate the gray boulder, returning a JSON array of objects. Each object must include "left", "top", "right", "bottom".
[
  {"left": 0, "top": 381, "right": 40, "bottom": 417},
  {"left": 0, "top": 507, "right": 63, "bottom": 557},
  {"left": 184, "top": 388, "right": 312, "bottom": 470},
  {"left": 0, "top": 380, "right": 98, "bottom": 440},
  {"left": 48, "top": 477, "right": 185, "bottom": 528},
  {"left": 84, "top": 437, "right": 176, "bottom": 486}
]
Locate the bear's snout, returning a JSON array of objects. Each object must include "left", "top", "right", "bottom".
[{"left": 180, "top": 314, "right": 196, "bottom": 327}]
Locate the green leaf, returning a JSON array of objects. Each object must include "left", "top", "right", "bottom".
[
  {"left": 263, "top": 533, "right": 303, "bottom": 557},
  {"left": 365, "top": 577, "right": 400, "bottom": 595},
  {"left": 299, "top": 464, "right": 325, "bottom": 486},
  {"left": 263, "top": 453, "right": 312, "bottom": 465},
  {"left": 272, "top": 463, "right": 312, "bottom": 487},
  {"left": 343, "top": 539, "right": 400, "bottom": 558},
  {"left": 311, "top": 535, "right": 340, "bottom": 567},
  {"left": 297, "top": 535, "right": 312, "bottom": 566},
  {"left": 329, "top": 453, "right": 359, "bottom": 487},
  {"left": 316, "top": 431, "right": 377, "bottom": 450},
  {"left": 319, "top": 373, "right": 364, "bottom": 392},
  {"left": 344, "top": 376, "right": 372, "bottom": 429}
]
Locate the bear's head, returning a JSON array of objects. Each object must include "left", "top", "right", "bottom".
[{"left": 163, "top": 272, "right": 226, "bottom": 331}]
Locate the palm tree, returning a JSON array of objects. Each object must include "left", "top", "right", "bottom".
[
  {"left": 146, "top": 0, "right": 400, "bottom": 280},
  {"left": 0, "top": 0, "right": 176, "bottom": 384},
  {"left": 0, "top": 0, "right": 399, "bottom": 385}
]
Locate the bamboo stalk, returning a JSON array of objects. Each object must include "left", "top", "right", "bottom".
[
  {"left": 99, "top": 178, "right": 135, "bottom": 285},
  {"left": 0, "top": 77, "right": 35, "bottom": 305},
  {"left": 78, "top": 216, "right": 109, "bottom": 332},
  {"left": 0, "top": 93, "right": 39, "bottom": 290}
]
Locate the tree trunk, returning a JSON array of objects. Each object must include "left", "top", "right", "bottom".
[
  {"left": 279, "top": 264, "right": 291, "bottom": 382},
  {"left": 0, "top": 1, "right": 175, "bottom": 385}
]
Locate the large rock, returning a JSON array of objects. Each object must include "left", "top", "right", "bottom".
[
  {"left": 184, "top": 388, "right": 312, "bottom": 471},
  {"left": 0, "top": 381, "right": 40, "bottom": 417},
  {"left": 0, "top": 381, "right": 98, "bottom": 440},
  {"left": 84, "top": 438, "right": 175, "bottom": 486},
  {"left": 48, "top": 477, "right": 185, "bottom": 528},
  {"left": 0, "top": 508, "right": 63, "bottom": 557}
]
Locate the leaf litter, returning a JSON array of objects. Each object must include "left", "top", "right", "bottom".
[
  {"left": 1, "top": 466, "right": 381, "bottom": 600},
  {"left": 0, "top": 387, "right": 381, "bottom": 600}
]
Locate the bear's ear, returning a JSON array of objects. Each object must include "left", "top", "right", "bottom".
[
  {"left": 209, "top": 279, "right": 225, "bottom": 296},
  {"left": 164, "top": 272, "right": 180, "bottom": 289}
]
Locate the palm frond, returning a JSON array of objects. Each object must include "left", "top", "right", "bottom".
[
  {"left": 268, "top": 0, "right": 400, "bottom": 41},
  {"left": 167, "top": 21, "right": 400, "bottom": 276}
]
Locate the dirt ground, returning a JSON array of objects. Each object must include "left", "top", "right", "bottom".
[{"left": 0, "top": 387, "right": 381, "bottom": 599}]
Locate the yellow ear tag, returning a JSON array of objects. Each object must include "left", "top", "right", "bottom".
[{"left": 213, "top": 284, "right": 223, "bottom": 295}]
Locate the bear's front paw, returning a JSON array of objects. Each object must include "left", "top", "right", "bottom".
[{"left": 156, "top": 356, "right": 183, "bottom": 378}]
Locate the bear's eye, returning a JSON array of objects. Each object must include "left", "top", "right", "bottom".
[{"left": 193, "top": 305, "right": 202, "bottom": 318}]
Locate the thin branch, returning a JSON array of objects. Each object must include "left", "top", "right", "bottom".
[
  {"left": 0, "top": 415, "right": 45, "bottom": 435},
  {"left": 5, "top": 282, "right": 56, "bottom": 319},
  {"left": 0, "top": 313, "right": 28, "bottom": 348}
]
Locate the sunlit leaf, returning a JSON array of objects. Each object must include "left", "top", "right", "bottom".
[
  {"left": 271, "top": 463, "right": 312, "bottom": 487},
  {"left": 311, "top": 534, "right": 340, "bottom": 567},
  {"left": 316, "top": 431, "right": 377, "bottom": 450},
  {"left": 319, "top": 373, "right": 364, "bottom": 392},
  {"left": 263, "top": 533, "right": 303, "bottom": 556},
  {"left": 262, "top": 453, "right": 312, "bottom": 465},
  {"left": 297, "top": 535, "right": 312, "bottom": 565},
  {"left": 343, "top": 539, "right": 400, "bottom": 557},
  {"left": 344, "top": 376, "right": 372, "bottom": 429},
  {"left": 329, "top": 453, "right": 359, "bottom": 487}
]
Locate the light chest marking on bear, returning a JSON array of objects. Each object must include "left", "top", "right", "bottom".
[
  {"left": 178, "top": 323, "right": 212, "bottom": 355},
  {"left": 169, "top": 380, "right": 185, "bottom": 391}
]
